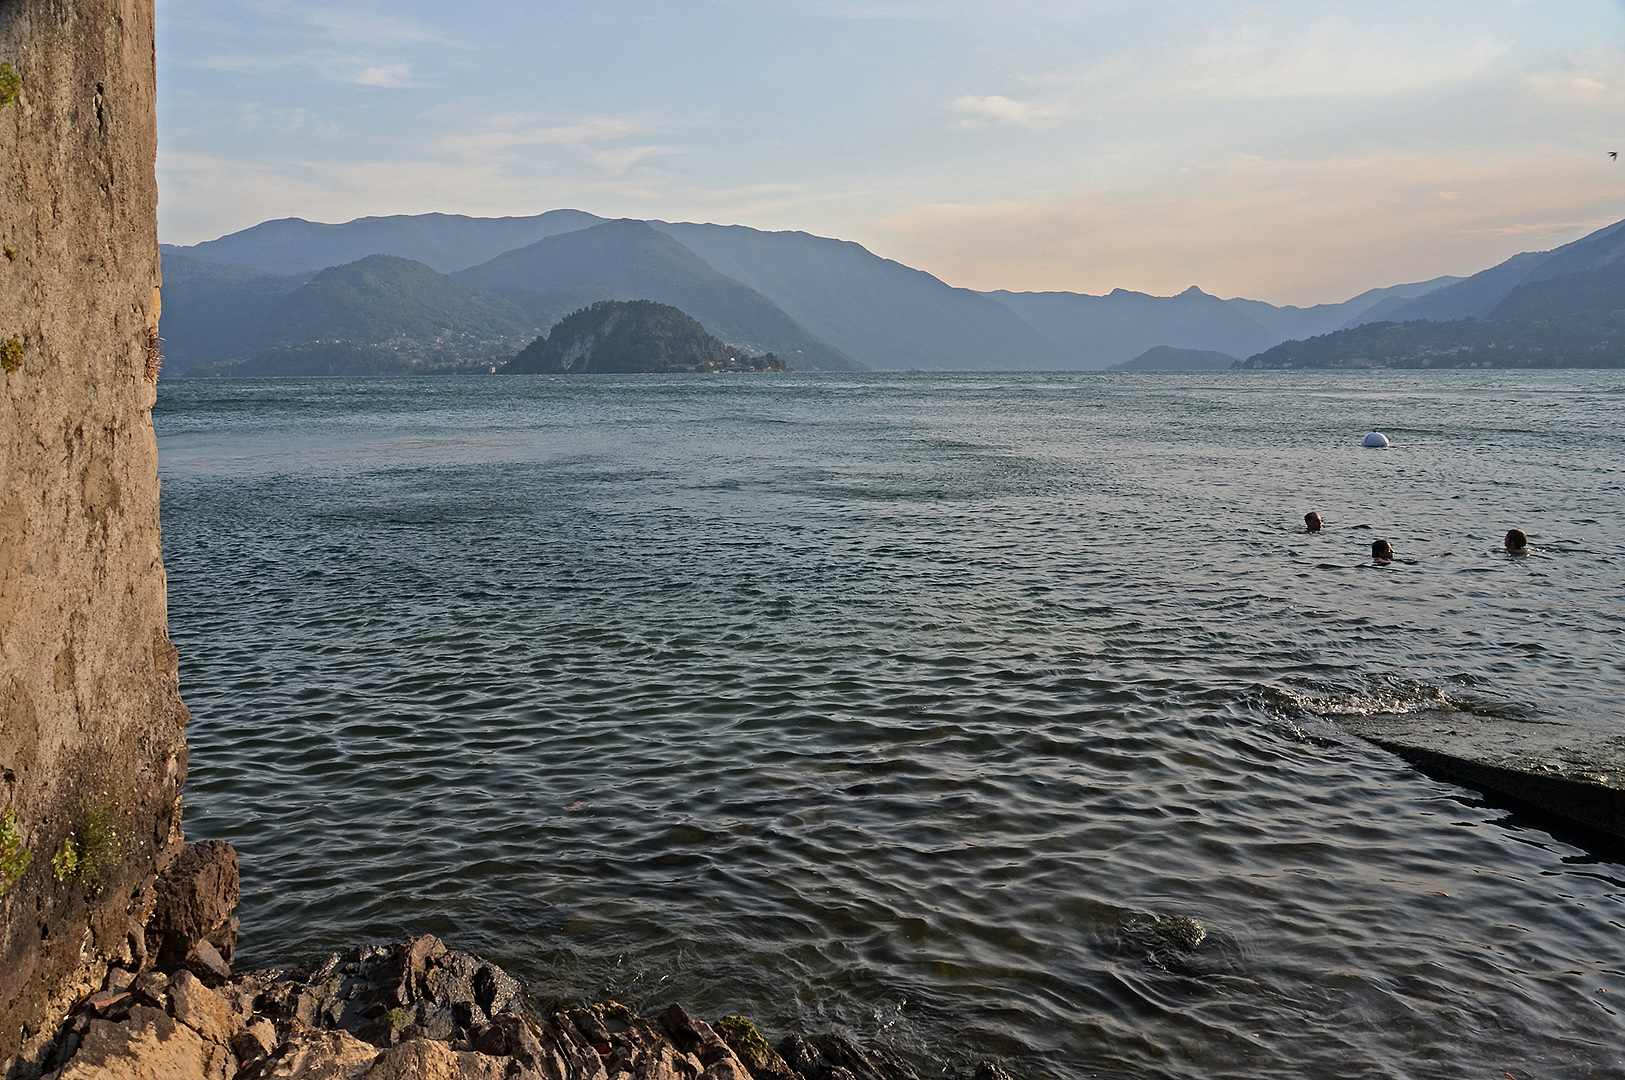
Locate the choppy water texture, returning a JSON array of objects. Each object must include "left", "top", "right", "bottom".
[{"left": 157, "top": 371, "right": 1625, "bottom": 1080}]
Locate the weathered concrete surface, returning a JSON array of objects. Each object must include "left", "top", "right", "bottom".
[
  {"left": 0, "top": 1, "right": 186, "bottom": 1073},
  {"left": 1337, "top": 710, "right": 1625, "bottom": 839}
]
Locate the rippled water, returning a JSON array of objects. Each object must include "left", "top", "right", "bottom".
[{"left": 157, "top": 371, "right": 1625, "bottom": 1079}]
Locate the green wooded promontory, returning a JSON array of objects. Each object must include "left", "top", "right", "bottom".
[{"left": 503, "top": 300, "right": 791, "bottom": 373}]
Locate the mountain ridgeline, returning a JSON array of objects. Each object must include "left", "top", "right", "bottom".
[
  {"left": 159, "top": 209, "right": 1625, "bottom": 375},
  {"left": 1244, "top": 248, "right": 1625, "bottom": 369},
  {"left": 506, "top": 300, "right": 790, "bottom": 374},
  {"left": 456, "top": 220, "right": 858, "bottom": 371}
]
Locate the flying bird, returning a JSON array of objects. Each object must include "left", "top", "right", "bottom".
[{"left": 1612, "top": 152, "right": 1619, "bottom": 160}]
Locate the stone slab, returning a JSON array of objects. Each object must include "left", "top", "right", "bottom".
[{"left": 1337, "top": 709, "right": 1625, "bottom": 839}]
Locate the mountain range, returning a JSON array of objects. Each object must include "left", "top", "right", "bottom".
[
  {"left": 159, "top": 209, "right": 1625, "bottom": 375},
  {"left": 1246, "top": 238, "right": 1625, "bottom": 369}
]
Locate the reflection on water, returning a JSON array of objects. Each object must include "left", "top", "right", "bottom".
[{"left": 158, "top": 371, "right": 1625, "bottom": 1079}]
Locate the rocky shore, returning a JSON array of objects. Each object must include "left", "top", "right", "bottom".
[{"left": 29, "top": 842, "right": 1013, "bottom": 1080}]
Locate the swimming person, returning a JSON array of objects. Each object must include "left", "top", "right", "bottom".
[
  {"left": 1506, "top": 529, "right": 1529, "bottom": 554},
  {"left": 1304, "top": 512, "right": 1323, "bottom": 532},
  {"left": 1372, "top": 539, "right": 1394, "bottom": 562}
]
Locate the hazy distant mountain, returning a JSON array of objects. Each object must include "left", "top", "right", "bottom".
[
  {"left": 1229, "top": 277, "right": 1463, "bottom": 337},
  {"left": 456, "top": 220, "right": 862, "bottom": 371},
  {"left": 1382, "top": 219, "right": 1625, "bottom": 323},
  {"left": 988, "top": 286, "right": 1275, "bottom": 367},
  {"left": 651, "top": 222, "right": 1070, "bottom": 370},
  {"left": 1487, "top": 258, "right": 1625, "bottom": 320},
  {"left": 260, "top": 255, "right": 532, "bottom": 346},
  {"left": 162, "top": 210, "right": 606, "bottom": 276},
  {"left": 1109, "top": 346, "right": 1239, "bottom": 371},
  {"left": 164, "top": 253, "right": 535, "bottom": 375},
  {"left": 1241, "top": 220, "right": 1625, "bottom": 370},
  {"left": 505, "top": 299, "right": 790, "bottom": 374},
  {"left": 987, "top": 277, "right": 1463, "bottom": 369},
  {"left": 159, "top": 254, "right": 308, "bottom": 367}
]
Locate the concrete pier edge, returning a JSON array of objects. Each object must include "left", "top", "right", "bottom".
[{"left": 1336, "top": 709, "right": 1625, "bottom": 846}]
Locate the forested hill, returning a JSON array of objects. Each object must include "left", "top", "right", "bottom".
[{"left": 503, "top": 300, "right": 791, "bottom": 374}]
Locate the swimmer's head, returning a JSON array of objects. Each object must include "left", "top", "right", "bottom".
[
  {"left": 1505, "top": 528, "right": 1529, "bottom": 554},
  {"left": 1304, "top": 512, "right": 1323, "bottom": 532},
  {"left": 1371, "top": 539, "right": 1394, "bottom": 562}
]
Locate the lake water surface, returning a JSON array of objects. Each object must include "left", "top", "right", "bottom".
[{"left": 156, "top": 371, "right": 1625, "bottom": 1079}]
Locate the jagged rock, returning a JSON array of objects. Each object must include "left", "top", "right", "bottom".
[
  {"left": 82, "top": 990, "right": 132, "bottom": 1022},
  {"left": 777, "top": 1034, "right": 918, "bottom": 1080},
  {"left": 238, "top": 1030, "right": 378, "bottom": 1080},
  {"left": 557, "top": 1002, "right": 706, "bottom": 1080},
  {"left": 466, "top": 1013, "right": 569, "bottom": 1079},
  {"left": 252, "top": 936, "right": 528, "bottom": 1051},
  {"left": 37, "top": 936, "right": 934, "bottom": 1080},
  {"left": 186, "top": 939, "right": 236, "bottom": 986},
  {"left": 383, "top": 935, "right": 446, "bottom": 1009},
  {"left": 130, "top": 971, "right": 170, "bottom": 1010},
  {"left": 657, "top": 1004, "right": 756, "bottom": 1080},
  {"left": 232, "top": 1019, "right": 280, "bottom": 1066},
  {"left": 149, "top": 841, "right": 241, "bottom": 979},
  {"left": 361, "top": 1039, "right": 508, "bottom": 1079},
  {"left": 169, "top": 970, "right": 242, "bottom": 1046},
  {"left": 46, "top": 1005, "right": 227, "bottom": 1080},
  {"left": 217, "top": 971, "right": 283, "bottom": 1029},
  {"left": 566, "top": 1007, "right": 612, "bottom": 1051},
  {"left": 40, "top": 1015, "right": 94, "bottom": 1075},
  {"left": 714, "top": 1016, "right": 796, "bottom": 1080},
  {"left": 543, "top": 1012, "right": 608, "bottom": 1080}
]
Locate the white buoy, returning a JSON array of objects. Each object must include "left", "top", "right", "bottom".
[{"left": 1362, "top": 431, "right": 1391, "bottom": 448}]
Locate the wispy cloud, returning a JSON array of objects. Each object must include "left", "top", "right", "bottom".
[
  {"left": 588, "top": 145, "right": 681, "bottom": 174},
  {"left": 238, "top": 105, "right": 309, "bottom": 133},
  {"left": 1171, "top": 23, "right": 1509, "bottom": 101},
  {"left": 352, "top": 63, "right": 412, "bottom": 88},
  {"left": 250, "top": 0, "right": 443, "bottom": 47},
  {"left": 1526, "top": 47, "right": 1625, "bottom": 103},
  {"left": 438, "top": 115, "right": 649, "bottom": 157},
  {"left": 949, "top": 95, "right": 1069, "bottom": 130},
  {"left": 433, "top": 113, "right": 685, "bottom": 177}
]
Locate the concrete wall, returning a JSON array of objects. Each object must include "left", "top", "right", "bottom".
[{"left": 0, "top": 1, "right": 187, "bottom": 1072}]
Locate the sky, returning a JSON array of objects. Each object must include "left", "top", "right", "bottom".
[{"left": 157, "top": 1, "right": 1625, "bottom": 306}]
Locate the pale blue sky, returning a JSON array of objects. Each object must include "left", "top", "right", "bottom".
[{"left": 158, "top": 1, "right": 1625, "bottom": 304}]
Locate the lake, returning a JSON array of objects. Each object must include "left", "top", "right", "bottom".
[{"left": 156, "top": 370, "right": 1625, "bottom": 1079}]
